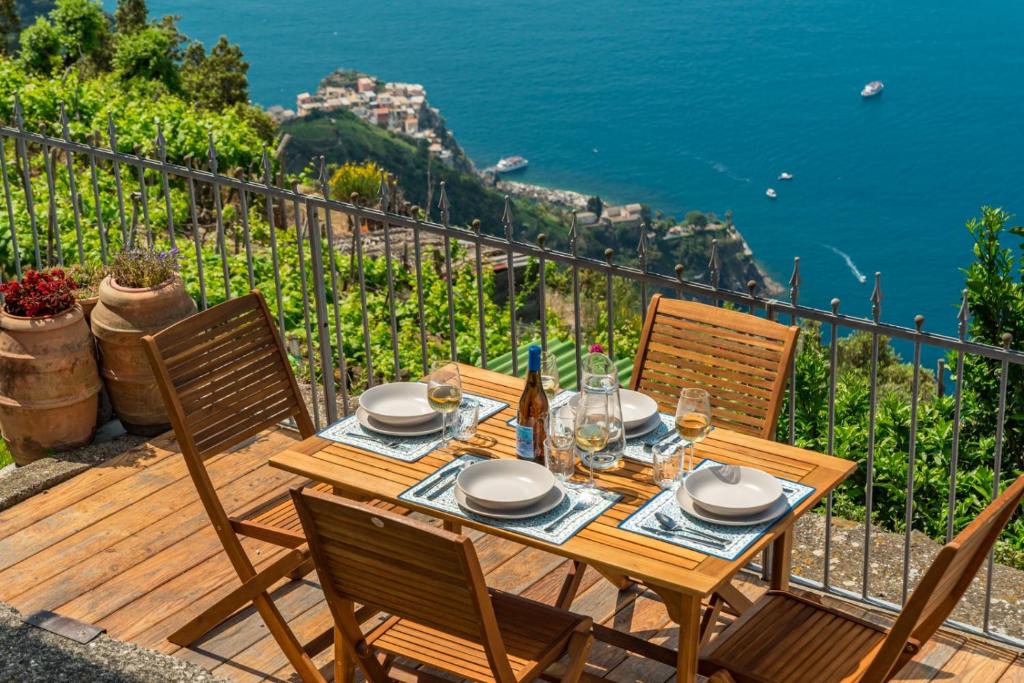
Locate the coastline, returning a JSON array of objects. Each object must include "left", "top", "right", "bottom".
[{"left": 492, "top": 175, "right": 783, "bottom": 296}]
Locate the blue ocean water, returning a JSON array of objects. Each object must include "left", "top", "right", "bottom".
[{"left": 129, "top": 0, "right": 1024, "bottom": 347}]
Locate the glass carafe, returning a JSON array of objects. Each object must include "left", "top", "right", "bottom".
[{"left": 579, "top": 352, "right": 625, "bottom": 470}]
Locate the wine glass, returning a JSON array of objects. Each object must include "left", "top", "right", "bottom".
[
  {"left": 675, "top": 387, "right": 712, "bottom": 479},
  {"left": 427, "top": 361, "right": 462, "bottom": 447},
  {"left": 540, "top": 351, "right": 560, "bottom": 401},
  {"left": 574, "top": 389, "right": 609, "bottom": 493}
]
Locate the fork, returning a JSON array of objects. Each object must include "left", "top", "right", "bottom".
[
  {"left": 544, "top": 498, "right": 590, "bottom": 533},
  {"left": 346, "top": 432, "right": 403, "bottom": 449}
]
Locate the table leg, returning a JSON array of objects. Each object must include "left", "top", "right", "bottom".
[
  {"left": 676, "top": 592, "right": 703, "bottom": 682},
  {"left": 769, "top": 529, "right": 793, "bottom": 591}
]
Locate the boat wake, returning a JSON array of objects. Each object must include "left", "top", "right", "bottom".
[
  {"left": 685, "top": 152, "right": 751, "bottom": 183},
  {"left": 824, "top": 244, "right": 868, "bottom": 283}
]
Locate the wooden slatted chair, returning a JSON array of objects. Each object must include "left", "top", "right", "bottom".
[
  {"left": 556, "top": 296, "right": 801, "bottom": 612},
  {"left": 700, "top": 473, "right": 1024, "bottom": 683},
  {"left": 291, "top": 487, "right": 595, "bottom": 683},
  {"left": 142, "top": 290, "right": 386, "bottom": 682},
  {"left": 630, "top": 294, "right": 800, "bottom": 439}
]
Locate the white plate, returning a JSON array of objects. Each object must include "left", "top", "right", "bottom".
[
  {"left": 625, "top": 412, "right": 664, "bottom": 440},
  {"left": 456, "top": 459, "right": 555, "bottom": 510},
  {"left": 358, "top": 383, "right": 437, "bottom": 426},
  {"left": 356, "top": 406, "right": 443, "bottom": 437},
  {"left": 569, "top": 390, "right": 659, "bottom": 431},
  {"left": 455, "top": 480, "right": 567, "bottom": 520},
  {"left": 683, "top": 465, "right": 784, "bottom": 517},
  {"left": 676, "top": 483, "right": 789, "bottom": 527}
]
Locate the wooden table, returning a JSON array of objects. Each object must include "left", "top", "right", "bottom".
[{"left": 269, "top": 365, "right": 855, "bottom": 681}]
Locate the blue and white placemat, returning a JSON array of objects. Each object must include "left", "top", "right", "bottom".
[
  {"left": 399, "top": 454, "right": 622, "bottom": 545},
  {"left": 317, "top": 393, "right": 508, "bottom": 463},
  {"left": 619, "top": 459, "right": 815, "bottom": 560}
]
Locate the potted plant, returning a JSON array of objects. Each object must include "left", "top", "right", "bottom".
[
  {"left": 0, "top": 269, "right": 103, "bottom": 465},
  {"left": 66, "top": 262, "right": 108, "bottom": 325},
  {"left": 90, "top": 248, "right": 197, "bottom": 435}
]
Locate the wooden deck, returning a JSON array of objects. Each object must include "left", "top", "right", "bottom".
[{"left": 0, "top": 428, "right": 1021, "bottom": 682}]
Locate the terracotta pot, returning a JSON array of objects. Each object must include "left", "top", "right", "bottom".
[
  {"left": 78, "top": 296, "right": 99, "bottom": 326},
  {"left": 91, "top": 275, "right": 197, "bottom": 436},
  {"left": 0, "top": 304, "right": 102, "bottom": 466}
]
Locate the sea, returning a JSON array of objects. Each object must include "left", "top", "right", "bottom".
[{"left": 125, "top": 0, "right": 1024, "bottom": 360}]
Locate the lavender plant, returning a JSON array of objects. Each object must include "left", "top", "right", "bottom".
[{"left": 110, "top": 248, "right": 180, "bottom": 288}]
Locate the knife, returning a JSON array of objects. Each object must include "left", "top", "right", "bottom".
[
  {"left": 415, "top": 464, "right": 464, "bottom": 497},
  {"left": 641, "top": 524, "right": 728, "bottom": 548}
]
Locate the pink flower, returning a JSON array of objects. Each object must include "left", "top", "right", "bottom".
[{"left": 589, "top": 343, "right": 604, "bottom": 353}]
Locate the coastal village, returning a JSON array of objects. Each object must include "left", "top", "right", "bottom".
[
  {"left": 273, "top": 69, "right": 763, "bottom": 288},
  {"left": 269, "top": 72, "right": 457, "bottom": 167}
]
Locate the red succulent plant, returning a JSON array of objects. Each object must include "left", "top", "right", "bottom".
[{"left": 0, "top": 269, "right": 79, "bottom": 317}]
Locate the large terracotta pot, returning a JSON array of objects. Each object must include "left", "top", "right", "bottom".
[
  {"left": 91, "top": 275, "right": 197, "bottom": 436},
  {"left": 0, "top": 304, "right": 102, "bottom": 466}
]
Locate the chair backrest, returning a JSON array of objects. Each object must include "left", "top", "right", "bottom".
[
  {"left": 291, "top": 487, "right": 517, "bottom": 682},
  {"left": 630, "top": 294, "right": 799, "bottom": 439},
  {"left": 861, "top": 474, "right": 1024, "bottom": 682},
  {"left": 143, "top": 290, "right": 314, "bottom": 462},
  {"left": 141, "top": 290, "right": 315, "bottom": 574}
]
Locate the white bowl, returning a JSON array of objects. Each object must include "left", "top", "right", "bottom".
[
  {"left": 568, "top": 389, "right": 658, "bottom": 430},
  {"left": 358, "top": 383, "right": 437, "bottom": 426},
  {"left": 618, "top": 390, "right": 659, "bottom": 429},
  {"left": 456, "top": 459, "right": 555, "bottom": 511},
  {"left": 683, "top": 465, "right": 783, "bottom": 517}
]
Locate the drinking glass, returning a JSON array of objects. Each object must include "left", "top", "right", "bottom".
[
  {"left": 427, "top": 361, "right": 462, "bottom": 447},
  {"left": 540, "top": 351, "right": 560, "bottom": 401},
  {"left": 544, "top": 441, "right": 576, "bottom": 484},
  {"left": 574, "top": 389, "right": 609, "bottom": 493},
  {"left": 651, "top": 440, "right": 682, "bottom": 489},
  {"left": 547, "top": 403, "right": 576, "bottom": 448},
  {"left": 452, "top": 398, "right": 479, "bottom": 441},
  {"left": 675, "top": 387, "right": 712, "bottom": 478}
]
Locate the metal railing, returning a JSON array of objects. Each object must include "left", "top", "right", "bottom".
[{"left": 1, "top": 107, "right": 1022, "bottom": 647}]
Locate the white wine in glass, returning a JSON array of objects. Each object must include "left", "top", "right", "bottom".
[
  {"left": 540, "top": 351, "right": 560, "bottom": 401},
  {"left": 428, "top": 361, "right": 462, "bottom": 447},
  {"left": 574, "top": 390, "right": 609, "bottom": 493},
  {"left": 675, "top": 387, "right": 712, "bottom": 478}
]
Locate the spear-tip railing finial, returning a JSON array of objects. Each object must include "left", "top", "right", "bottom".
[
  {"left": 206, "top": 131, "right": 219, "bottom": 174},
  {"left": 377, "top": 169, "right": 390, "bottom": 211},
  {"left": 789, "top": 256, "right": 801, "bottom": 304},
  {"left": 59, "top": 103, "right": 70, "bottom": 140},
  {"left": 958, "top": 289, "right": 970, "bottom": 340},
  {"left": 13, "top": 94, "right": 24, "bottom": 130},
  {"left": 437, "top": 181, "right": 450, "bottom": 225},
  {"left": 501, "top": 194, "right": 513, "bottom": 239},
  {"left": 568, "top": 211, "right": 578, "bottom": 254},
  {"left": 870, "top": 272, "right": 883, "bottom": 322},
  {"left": 155, "top": 122, "right": 167, "bottom": 162},
  {"left": 708, "top": 238, "right": 720, "bottom": 288}
]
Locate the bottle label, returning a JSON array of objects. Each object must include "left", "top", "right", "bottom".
[{"left": 515, "top": 424, "right": 535, "bottom": 459}]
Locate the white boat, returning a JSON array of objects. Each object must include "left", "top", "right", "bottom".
[
  {"left": 495, "top": 155, "right": 528, "bottom": 173},
  {"left": 766, "top": 188, "right": 777, "bottom": 199},
  {"left": 861, "top": 81, "right": 884, "bottom": 97},
  {"left": 778, "top": 172, "right": 794, "bottom": 181}
]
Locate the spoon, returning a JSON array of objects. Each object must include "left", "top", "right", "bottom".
[{"left": 654, "top": 511, "right": 728, "bottom": 543}]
